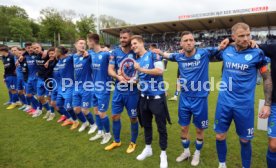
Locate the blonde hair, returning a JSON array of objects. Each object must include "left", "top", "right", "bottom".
[{"left": 231, "top": 22, "right": 250, "bottom": 34}]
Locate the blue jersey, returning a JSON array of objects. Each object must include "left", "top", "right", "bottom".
[
  {"left": 169, "top": 48, "right": 219, "bottom": 97},
  {"left": 56, "top": 55, "right": 74, "bottom": 89},
  {"left": 136, "top": 51, "right": 164, "bottom": 96},
  {"left": 14, "top": 57, "right": 23, "bottom": 79},
  {"left": 73, "top": 53, "right": 92, "bottom": 87},
  {"left": 109, "top": 47, "right": 138, "bottom": 94},
  {"left": 217, "top": 45, "right": 268, "bottom": 108},
  {"left": 24, "top": 52, "right": 38, "bottom": 79},
  {"left": 91, "top": 51, "right": 112, "bottom": 93}
]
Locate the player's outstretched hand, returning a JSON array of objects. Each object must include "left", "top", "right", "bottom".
[
  {"left": 219, "top": 38, "right": 230, "bottom": 50},
  {"left": 83, "top": 51, "right": 89, "bottom": 57},
  {"left": 259, "top": 105, "right": 271, "bottom": 119},
  {"left": 134, "top": 62, "right": 141, "bottom": 71},
  {"left": 117, "top": 75, "right": 127, "bottom": 83},
  {"left": 249, "top": 40, "right": 258, "bottom": 48},
  {"left": 18, "top": 55, "right": 24, "bottom": 62},
  {"left": 44, "top": 61, "right": 49, "bottom": 68}
]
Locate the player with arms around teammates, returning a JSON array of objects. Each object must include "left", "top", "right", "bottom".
[
  {"left": 214, "top": 23, "right": 272, "bottom": 168},
  {"left": 105, "top": 29, "right": 139, "bottom": 154},
  {"left": 86, "top": 33, "right": 112, "bottom": 144},
  {"left": 154, "top": 31, "right": 226, "bottom": 166}
]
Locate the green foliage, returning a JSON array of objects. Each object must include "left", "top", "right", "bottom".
[{"left": 76, "top": 15, "right": 96, "bottom": 38}]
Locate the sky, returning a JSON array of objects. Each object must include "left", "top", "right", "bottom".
[{"left": 1, "top": 0, "right": 275, "bottom": 24}]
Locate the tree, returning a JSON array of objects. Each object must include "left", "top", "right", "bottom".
[
  {"left": 76, "top": 15, "right": 96, "bottom": 38},
  {"left": 9, "top": 17, "right": 33, "bottom": 41},
  {"left": 0, "top": 5, "right": 29, "bottom": 41},
  {"left": 98, "top": 15, "right": 131, "bottom": 29}
]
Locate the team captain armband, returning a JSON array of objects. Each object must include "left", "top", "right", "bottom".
[{"left": 259, "top": 66, "right": 268, "bottom": 74}]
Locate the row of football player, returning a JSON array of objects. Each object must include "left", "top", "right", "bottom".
[{"left": 1, "top": 22, "right": 276, "bottom": 168}]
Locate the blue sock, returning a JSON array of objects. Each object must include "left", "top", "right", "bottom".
[
  {"left": 31, "top": 96, "right": 39, "bottom": 109},
  {"left": 113, "top": 119, "right": 121, "bottom": 143},
  {"left": 195, "top": 139, "right": 204, "bottom": 151},
  {"left": 13, "top": 93, "right": 19, "bottom": 102},
  {"left": 50, "top": 106, "right": 55, "bottom": 113},
  {"left": 26, "top": 96, "right": 31, "bottom": 105},
  {"left": 267, "top": 149, "right": 276, "bottom": 168},
  {"left": 240, "top": 140, "right": 252, "bottom": 168},
  {"left": 43, "top": 102, "right": 50, "bottom": 111},
  {"left": 131, "top": 122, "right": 139, "bottom": 143},
  {"left": 77, "top": 112, "right": 87, "bottom": 123},
  {"left": 68, "top": 109, "right": 77, "bottom": 121},
  {"left": 60, "top": 107, "right": 71, "bottom": 118},
  {"left": 175, "top": 91, "right": 179, "bottom": 96},
  {"left": 96, "top": 115, "right": 103, "bottom": 131},
  {"left": 19, "top": 94, "right": 27, "bottom": 104},
  {"left": 8, "top": 91, "right": 12, "bottom": 102},
  {"left": 85, "top": 112, "right": 95, "bottom": 125},
  {"left": 38, "top": 102, "right": 42, "bottom": 110},
  {"left": 216, "top": 139, "right": 227, "bottom": 163},
  {"left": 102, "top": 116, "right": 110, "bottom": 133},
  {"left": 181, "top": 138, "right": 190, "bottom": 149},
  {"left": 11, "top": 93, "right": 18, "bottom": 103}
]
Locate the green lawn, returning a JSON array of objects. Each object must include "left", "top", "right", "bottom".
[{"left": 0, "top": 62, "right": 268, "bottom": 168}]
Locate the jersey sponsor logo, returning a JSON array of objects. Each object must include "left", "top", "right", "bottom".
[
  {"left": 74, "top": 63, "right": 83, "bottom": 69},
  {"left": 92, "top": 63, "right": 101, "bottom": 69},
  {"left": 225, "top": 62, "right": 249, "bottom": 71},
  {"left": 181, "top": 60, "right": 201, "bottom": 68},
  {"left": 194, "top": 54, "right": 201, "bottom": 60},
  {"left": 244, "top": 54, "right": 253, "bottom": 61}
]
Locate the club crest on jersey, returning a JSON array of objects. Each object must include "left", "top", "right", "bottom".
[
  {"left": 244, "top": 54, "right": 253, "bottom": 61},
  {"left": 32, "top": 56, "right": 35, "bottom": 59},
  {"left": 80, "top": 57, "right": 83, "bottom": 61},
  {"left": 7, "top": 58, "right": 10, "bottom": 61},
  {"left": 194, "top": 54, "right": 201, "bottom": 60},
  {"left": 128, "top": 54, "right": 133, "bottom": 58},
  {"left": 24, "top": 63, "right": 27, "bottom": 66},
  {"left": 63, "top": 59, "right": 66, "bottom": 63}
]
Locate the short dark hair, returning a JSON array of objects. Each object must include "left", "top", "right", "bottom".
[
  {"left": 104, "top": 44, "right": 110, "bottom": 48},
  {"left": 24, "top": 42, "right": 32, "bottom": 47},
  {"left": 130, "top": 35, "right": 144, "bottom": 43},
  {"left": 47, "top": 47, "right": 55, "bottom": 53},
  {"left": 150, "top": 43, "right": 157, "bottom": 49},
  {"left": 0, "top": 45, "right": 9, "bottom": 52},
  {"left": 75, "top": 38, "right": 86, "bottom": 43},
  {"left": 11, "top": 46, "right": 21, "bottom": 50},
  {"left": 57, "top": 46, "right": 68, "bottom": 55},
  {"left": 87, "top": 33, "right": 100, "bottom": 44},
  {"left": 181, "top": 31, "right": 193, "bottom": 37},
  {"left": 120, "top": 29, "right": 133, "bottom": 36}
]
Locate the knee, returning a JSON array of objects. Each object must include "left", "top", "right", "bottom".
[
  {"left": 216, "top": 133, "right": 226, "bottom": 141},
  {"left": 240, "top": 138, "right": 250, "bottom": 143},
  {"left": 181, "top": 126, "right": 189, "bottom": 134},
  {"left": 112, "top": 114, "right": 120, "bottom": 121},
  {"left": 74, "top": 107, "right": 81, "bottom": 114},
  {"left": 130, "top": 117, "right": 138, "bottom": 123},
  {"left": 82, "top": 108, "right": 89, "bottom": 115},
  {"left": 18, "top": 90, "right": 23, "bottom": 95},
  {"left": 269, "top": 139, "right": 276, "bottom": 152},
  {"left": 99, "top": 112, "right": 107, "bottom": 119},
  {"left": 50, "top": 101, "right": 56, "bottom": 107},
  {"left": 27, "top": 94, "right": 32, "bottom": 98}
]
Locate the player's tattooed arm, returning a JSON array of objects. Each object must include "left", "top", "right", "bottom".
[
  {"left": 262, "top": 70, "right": 273, "bottom": 106},
  {"left": 259, "top": 69, "right": 272, "bottom": 119}
]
